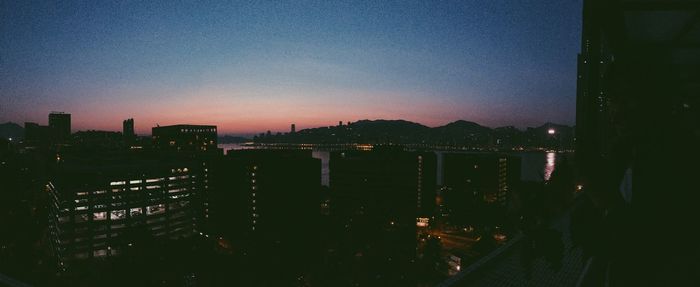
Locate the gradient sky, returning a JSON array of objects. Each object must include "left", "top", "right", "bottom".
[{"left": 1, "top": 0, "right": 582, "bottom": 135}]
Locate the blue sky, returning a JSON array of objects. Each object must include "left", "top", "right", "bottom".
[{"left": 1, "top": 0, "right": 582, "bottom": 134}]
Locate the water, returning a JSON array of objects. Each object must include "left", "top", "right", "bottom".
[{"left": 518, "top": 151, "right": 566, "bottom": 182}]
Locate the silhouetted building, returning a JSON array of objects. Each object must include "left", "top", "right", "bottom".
[
  {"left": 291, "top": 124, "right": 296, "bottom": 133},
  {"left": 72, "top": 130, "right": 124, "bottom": 150},
  {"left": 329, "top": 150, "right": 436, "bottom": 271},
  {"left": 46, "top": 152, "right": 208, "bottom": 266},
  {"left": 152, "top": 124, "right": 217, "bottom": 152},
  {"left": 123, "top": 118, "right": 135, "bottom": 138},
  {"left": 211, "top": 150, "right": 320, "bottom": 241},
  {"left": 330, "top": 150, "right": 437, "bottom": 229},
  {"left": 442, "top": 153, "right": 520, "bottom": 227},
  {"left": 49, "top": 112, "right": 71, "bottom": 143},
  {"left": 24, "top": 122, "right": 51, "bottom": 146}
]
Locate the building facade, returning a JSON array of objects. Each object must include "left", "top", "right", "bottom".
[
  {"left": 46, "top": 153, "right": 208, "bottom": 266},
  {"left": 49, "top": 112, "right": 71, "bottom": 143}
]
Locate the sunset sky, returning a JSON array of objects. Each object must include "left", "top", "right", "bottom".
[{"left": 2, "top": 1, "right": 582, "bottom": 135}]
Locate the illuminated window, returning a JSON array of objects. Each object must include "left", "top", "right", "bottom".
[
  {"left": 147, "top": 204, "right": 166, "bottom": 215},
  {"left": 146, "top": 178, "right": 163, "bottom": 183},
  {"left": 129, "top": 180, "right": 142, "bottom": 184},
  {"left": 110, "top": 181, "right": 126, "bottom": 186},
  {"left": 93, "top": 212, "right": 107, "bottom": 220},
  {"left": 130, "top": 207, "right": 143, "bottom": 217},
  {"left": 93, "top": 249, "right": 107, "bottom": 257},
  {"left": 110, "top": 210, "right": 126, "bottom": 220}
]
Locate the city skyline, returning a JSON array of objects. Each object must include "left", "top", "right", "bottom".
[{"left": 2, "top": 1, "right": 582, "bottom": 134}]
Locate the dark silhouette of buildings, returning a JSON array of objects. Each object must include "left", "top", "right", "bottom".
[
  {"left": 24, "top": 122, "right": 52, "bottom": 146},
  {"left": 209, "top": 150, "right": 321, "bottom": 284},
  {"left": 290, "top": 123, "right": 296, "bottom": 133},
  {"left": 123, "top": 118, "right": 135, "bottom": 139},
  {"left": 442, "top": 153, "right": 521, "bottom": 228},
  {"left": 330, "top": 150, "right": 437, "bottom": 227},
  {"left": 49, "top": 112, "right": 71, "bottom": 143},
  {"left": 211, "top": 150, "right": 320, "bottom": 241},
  {"left": 152, "top": 124, "right": 217, "bottom": 152}
]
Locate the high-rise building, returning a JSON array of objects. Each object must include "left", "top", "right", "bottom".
[
  {"left": 49, "top": 112, "right": 71, "bottom": 142},
  {"left": 330, "top": 150, "right": 437, "bottom": 228},
  {"left": 123, "top": 118, "right": 135, "bottom": 138},
  {"left": 442, "top": 153, "right": 520, "bottom": 226},
  {"left": 152, "top": 124, "right": 217, "bottom": 152},
  {"left": 291, "top": 124, "right": 296, "bottom": 133},
  {"left": 210, "top": 150, "right": 320, "bottom": 240},
  {"left": 329, "top": 150, "right": 437, "bottom": 267},
  {"left": 46, "top": 152, "right": 208, "bottom": 266},
  {"left": 575, "top": 0, "right": 615, "bottom": 165}
]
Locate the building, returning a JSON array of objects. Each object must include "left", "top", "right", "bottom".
[
  {"left": 442, "top": 153, "right": 520, "bottom": 227},
  {"left": 210, "top": 150, "right": 320, "bottom": 241},
  {"left": 291, "top": 124, "right": 296, "bottom": 133},
  {"left": 152, "top": 124, "right": 217, "bottom": 152},
  {"left": 24, "top": 122, "right": 52, "bottom": 146},
  {"left": 46, "top": 152, "right": 209, "bottom": 266},
  {"left": 209, "top": 149, "right": 321, "bottom": 278},
  {"left": 330, "top": 150, "right": 437, "bottom": 226},
  {"left": 123, "top": 118, "right": 135, "bottom": 138},
  {"left": 329, "top": 149, "right": 437, "bottom": 272},
  {"left": 49, "top": 112, "right": 71, "bottom": 142}
]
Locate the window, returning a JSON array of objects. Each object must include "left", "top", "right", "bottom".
[
  {"left": 110, "top": 210, "right": 126, "bottom": 220},
  {"left": 110, "top": 181, "right": 126, "bottom": 186},
  {"left": 147, "top": 204, "right": 166, "bottom": 215},
  {"left": 130, "top": 207, "right": 143, "bottom": 217},
  {"left": 93, "top": 212, "right": 107, "bottom": 220},
  {"left": 75, "top": 214, "right": 89, "bottom": 223},
  {"left": 129, "top": 180, "right": 142, "bottom": 184},
  {"left": 93, "top": 249, "right": 108, "bottom": 257}
]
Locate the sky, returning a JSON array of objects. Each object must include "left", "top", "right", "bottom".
[{"left": 1, "top": 0, "right": 582, "bottom": 135}]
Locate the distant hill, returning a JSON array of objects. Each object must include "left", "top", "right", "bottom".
[
  {"left": 253, "top": 119, "right": 575, "bottom": 149},
  {"left": 0, "top": 122, "right": 23, "bottom": 140}
]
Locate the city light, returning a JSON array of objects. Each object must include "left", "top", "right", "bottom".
[{"left": 548, "top": 128, "right": 556, "bottom": 135}]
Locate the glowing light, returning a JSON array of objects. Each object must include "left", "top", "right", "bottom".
[
  {"left": 548, "top": 128, "right": 555, "bottom": 135},
  {"left": 544, "top": 152, "right": 556, "bottom": 181}
]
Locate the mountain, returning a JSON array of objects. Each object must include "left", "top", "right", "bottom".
[
  {"left": 253, "top": 119, "right": 574, "bottom": 149},
  {"left": 0, "top": 122, "right": 23, "bottom": 140},
  {"left": 431, "top": 120, "right": 493, "bottom": 145}
]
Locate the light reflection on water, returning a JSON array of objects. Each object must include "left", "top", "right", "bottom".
[{"left": 544, "top": 152, "right": 556, "bottom": 181}]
